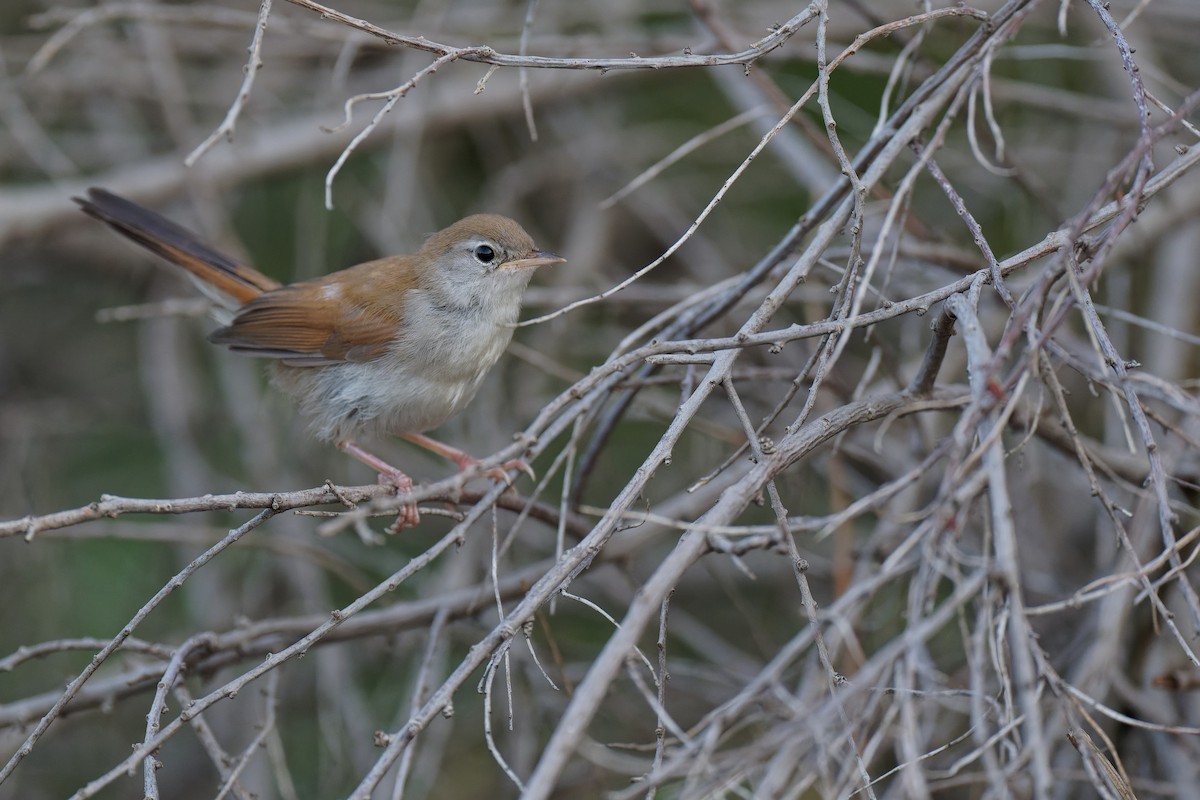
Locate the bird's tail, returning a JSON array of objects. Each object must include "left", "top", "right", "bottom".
[{"left": 75, "top": 187, "right": 280, "bottom": 309}]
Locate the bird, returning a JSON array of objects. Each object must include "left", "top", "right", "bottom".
[{"left": 75, "top": 188, "right": 565, "bottom": 529}]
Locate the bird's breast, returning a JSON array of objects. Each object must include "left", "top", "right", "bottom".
[
  {"left": 394, "top": 291, "right": 517, "bottom": 380},
  {"left": 274, "top": 289, "right": 520, "bottom": 442}
]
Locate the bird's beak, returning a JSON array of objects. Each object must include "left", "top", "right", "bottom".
[{"left": 503, "top": 249, "right": 567, "bottom": 269}]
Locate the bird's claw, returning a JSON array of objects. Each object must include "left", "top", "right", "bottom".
[
  {"left": 477, "top": 459, "right": 535, "bottom": 492},
  {"left": 377, "top": 469, "right": 420, "bottom": 531},
  {"left": 503, "top": 458, "right": 537, "bottom": 484},
  {"left": 385, "top": 507, "right": 419, "bottom": 533}
]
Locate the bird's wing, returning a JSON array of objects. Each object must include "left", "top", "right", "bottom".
[{"left": 208, "top": 260, "right": 407, "bottom": 366}]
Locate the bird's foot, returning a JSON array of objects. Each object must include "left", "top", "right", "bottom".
[
  {"left": 401, "top": 433, "right": 535, "bottom": 488},
  {"left": 338, "top": 439, "right": 420, "bottom": 531},
  {"left": 492, "top": 458, "right": 537, "bottom": 485},
  {"left": 376, "top": 467, "right": 420, "bottom": 532},
  {"left": 453, "top": 456, "right": 535, "bottom": 487}
]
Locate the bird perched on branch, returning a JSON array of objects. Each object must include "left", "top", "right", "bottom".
[{"left": 77, "top": 188, "right": 565, "bottom": 529}]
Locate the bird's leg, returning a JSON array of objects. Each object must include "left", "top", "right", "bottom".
[
  {"left": 401, "top": 433, "right": 535, "bottom": 484},
  {"left": 337, "top": 439, "right": 419, "bottom": 530}
]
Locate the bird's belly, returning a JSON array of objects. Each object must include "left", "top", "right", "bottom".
[{"left": 273, "top": 322, "right": 510, "bottom": 443}]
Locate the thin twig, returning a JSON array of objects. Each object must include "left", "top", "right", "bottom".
[{"left": 185, "top": 0, "right": 274, "bottom": 166}]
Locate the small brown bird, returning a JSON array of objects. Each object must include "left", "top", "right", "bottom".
[{"left": 76, "top": 188, "right": 565, "bottom": 528}]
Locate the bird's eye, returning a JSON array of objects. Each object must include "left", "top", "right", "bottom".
[{"left": 474, "top": 244, "right": 496, "bottom": 264}]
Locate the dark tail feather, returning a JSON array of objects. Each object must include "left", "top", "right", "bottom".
[{"left": 75, "top": 188, "right": 279, "bottom": 308}]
